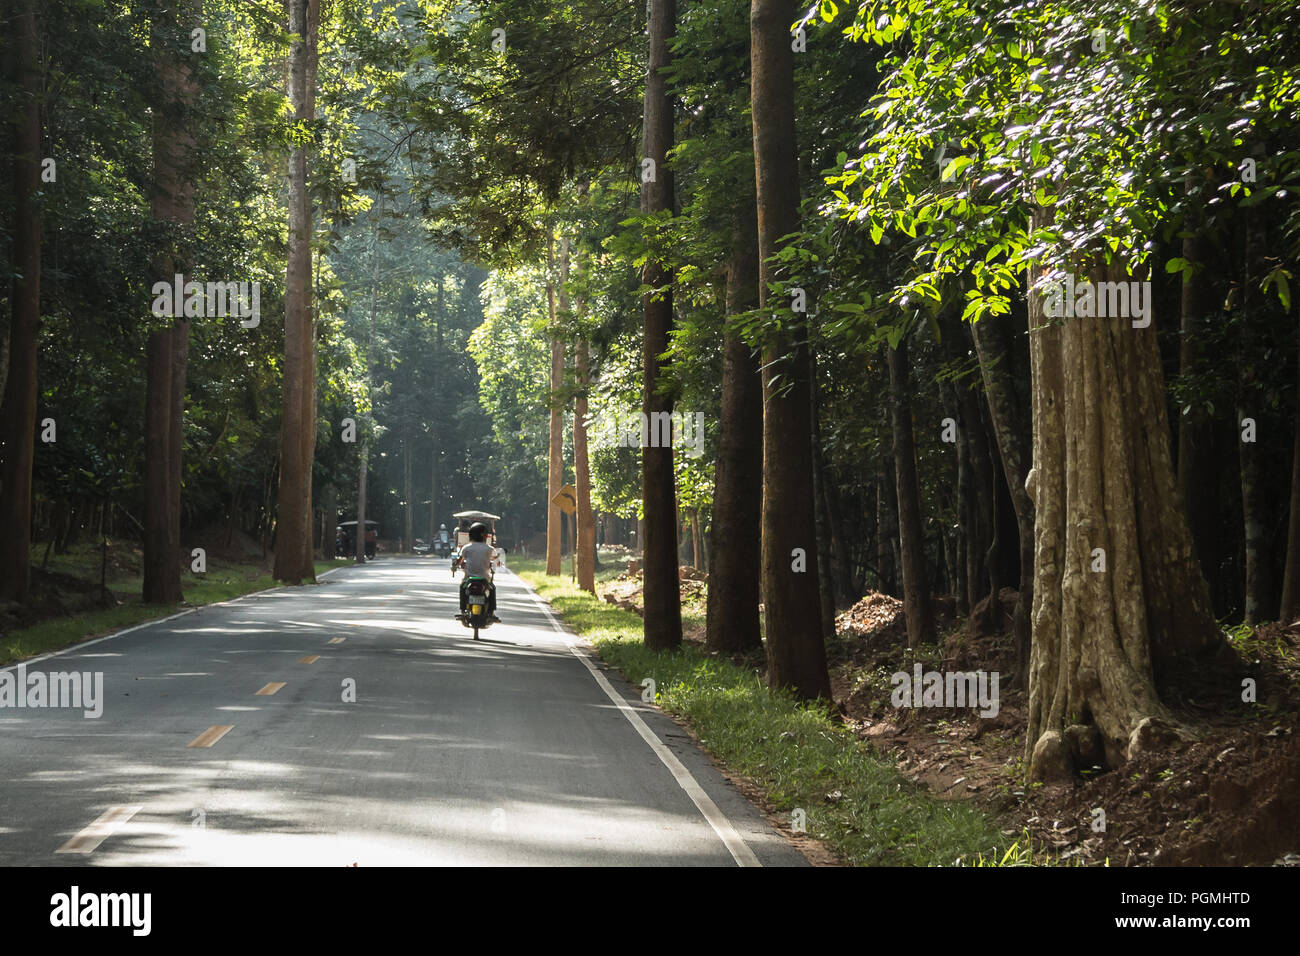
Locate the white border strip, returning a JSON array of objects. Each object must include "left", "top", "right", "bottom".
[{"left": 520, "top": 580, "right": 761, "bottom": 867}]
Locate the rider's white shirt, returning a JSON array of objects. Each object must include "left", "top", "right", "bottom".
[{"left": 460, "top": 541, "right": 495, "bottom": 578}]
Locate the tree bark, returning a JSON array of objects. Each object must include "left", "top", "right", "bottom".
[
  {"left": 1280, "top": 303, "right": 1300, "bottom": 621},
  {"left": 356, "top": 439, "right": 368, "bottom": 563},
  {"left": 876, "top": 466, "right": 899, "bottom": 594},
  {"left": 575, "top": 336, "right": 596, "bottom": 593},
  {"left": 1177, "top": 174, "right": 1220, "bottom": 596},
  {"left": 811, "top": 348, "right": 837, "bottom": 640},
  {"left": 545, "top": 232, "right": 565, "bottom": 576},
  {"left": 429, "top": 286, "right": 442, "bottom": 543},
  {"left": 355, "top": 216, "right": 378, "bottom": 565},
  {"left": 970, "top": 308, "right": 1034, "bottom": 683},
  {"left": 403, "top": 440, "right": 413, "bottom": 552},
  {"left": 273, "top": 0, "right": 319, "bottom": 585},
  {"left": 640, "top": 0, "right": 683, "bottom": 650},
  {"left": 142, "top": 0, "right": 199, "bottom": 604},
  {"left": 706, "top": 220, "right": 764, "bottom": 654},
  {"left": 429, "top": 438, "right": 440, "bottom": 542},
  {"left": 1238, "top": 213, "right": 1273, "bottom": 623},
  {"left": 0, "top": 0, "right": 41, "bottom": 602},
  {"left": 942, "top": 310, "right": 999, "bottom": 627},
  {"left": 887, "top": 338, "right": 934, "bottom": 647},
  {"left": 751, "top": 0, "right": 828, "bottom": 697},
  {"left": 1025, "top": 254, "right": 1225, "bottom": 780},
  {"left": 321, "top": 483, "right": 337, "bottom": 559}
]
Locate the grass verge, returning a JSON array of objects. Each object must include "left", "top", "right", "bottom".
[
  {"left": 516, "top": 564, "right": 1018, "bottom": 866},
  {"left": 0, "top": 558, "right": 351, "bottom": 667}
]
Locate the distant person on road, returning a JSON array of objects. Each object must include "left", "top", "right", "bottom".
[{"left": 454, "top": 522, "right": 499, "bottom": 621}]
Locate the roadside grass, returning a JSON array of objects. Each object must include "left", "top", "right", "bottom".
[
  {"left": 517, "top": 566, "right": 1016, "bottom": 867},
  {"left": 508, "top": 554, "right": 623, "bottom": 586},
  {"left": 0, "top": 557, "right": 351, "bottom": 667}
]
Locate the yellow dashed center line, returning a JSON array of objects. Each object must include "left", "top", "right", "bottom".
[
  {"left": 56, "top": 805, "right": 143, "bottom": 854},
  {"left": 298, "top": 655, "right": 319, "bottom": 664},
  {"left": 255, "top": 682, "right": 285, "bottom": 696},
  {"left": 187, "top": 725, "right": 234, "bottom": 748}
]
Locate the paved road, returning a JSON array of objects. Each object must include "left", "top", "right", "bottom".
[{"left": 0, "top": 558, "right": 808, "bottom": 866}]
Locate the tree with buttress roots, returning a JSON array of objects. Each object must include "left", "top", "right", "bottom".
[{"left": 819, "top": 0, "right": 1296, "bottom": 778}]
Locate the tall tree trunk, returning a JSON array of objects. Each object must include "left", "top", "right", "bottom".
[
  {"left": 691, "top": 511, "right": 703, "bottom": 571},
  {"left": 822, "top": 451, "right": 854, "bottom": 605},
  {"left": 939, "top": 307, "right": 998, "bottom": 627},
  {"left": 1238, "top": 213, "right": 1272, "bottom": 623},
  {"left": 939, "top": 378, "right": 970, "bottom": 614},
  {"left": 1025, "top": 254, "right": 1226, "bottom": 781},
  {"left": 356, "top": 439, "right": 368, "bottom": 563},
  {"left": 887, "top": 338, "right": 934, "bottom": 647},
  {"left": 811, "top": 347, "right": 837, "bottom": 640},
  {"left": 1280, "top": 304, "right": 1300, "bottom": 622},
  {"left": 429, "top": 439, "right": 440, "bottom": 542},
  {"left": 1177, "top": 173, "right": 1220, "bottom": 597},
  {"left": 321, "top": 484, "right": 337, "bottom": 559},
  {"left": 545, "top": 232, "right": 565, "bottom": 575},
  {"left": 355, "top": 216, "right": 378, "bottom": 564},
  {"left": 403, "top": 440, "right": 413, "bottom": 552},
  {"left": 575, "top": 336, "right": 596, "bottom": 593},
  {"left": 429, "top": 288, "right": 442, "bottom": 543},
  {"left": 876, "top": 467, "right": 899, "bottom": 594},
  {"left": 273, "top": 0, "right": 319, "bottom": 585},
  {"left": 706, "top": 221, "right": 764, "bottom": 654},
  {"left": 0, "top": 0, "right": 41, "bottom": 602},
  {"left": 640, "top": 0, "right": 683, "bottom": 650},
  {"left": 970, "top": 310, "right": 1034, "bottom": 683},
  {"left": 751, "top": 0, "right": 828, "bottom": 697},
  {"left": 142, "top": 0, "right": 199, "bottom": 604}
]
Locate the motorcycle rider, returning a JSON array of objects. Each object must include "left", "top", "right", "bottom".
[{"left": 454, "top": 522, "right": 500, "bottom": 622}]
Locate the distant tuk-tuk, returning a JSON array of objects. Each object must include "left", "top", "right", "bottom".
[{"left": 451, "top": 510, "right": 500, "bottom": 549}]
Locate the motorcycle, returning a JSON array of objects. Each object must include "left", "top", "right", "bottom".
[{"left": 455, "top": 576, "right": 494, "bottom": 640}]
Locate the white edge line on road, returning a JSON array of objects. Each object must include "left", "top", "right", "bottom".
[
  {"left": 1, "top": 564, "right": 355, "bottom": 676},
  {"left": 519, "top": 579, "right": 761, "bottom": 868}
]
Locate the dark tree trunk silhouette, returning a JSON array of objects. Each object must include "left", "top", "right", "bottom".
[
  {"left": 142, "top": 0, "right": 200, "bottom": 603},
  {"left": 887, "top": 337, "right": 934, "bottom": 647},
  {"left": 640, "top": 0, "right": 683, "bottom": 650},
  {"left": 0, "top": 0, "right": 42, "bottom": 602},
  {"left": 274, "top": 0, "right": 320, "bottom": 584},
  {"left": 545, "top": 233, "right": 565, "bottom": 575},
  {"left": 970, "top": 308, "right": 1034, "bottom": 683},
  {"left": 751, "top": 0, "right": 828, "bottom": 697},
  {"left": 706, "top": 218, "right": 763, "bottom": 654}
]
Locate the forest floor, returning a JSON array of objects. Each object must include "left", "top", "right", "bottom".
[
  {"left": 595, "top": 563, "right": 1300, "bottom": 867},
  {"left": 0, "top": 532, "right": 350, "bottom": 666}
]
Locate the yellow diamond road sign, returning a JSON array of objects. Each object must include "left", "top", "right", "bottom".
[{"left": 552, "top": 485, "right": 577, "bottom": 515}]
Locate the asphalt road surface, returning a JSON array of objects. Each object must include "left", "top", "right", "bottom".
[{"left": 0, "top": 558, "right": 808, "bottom": 866}]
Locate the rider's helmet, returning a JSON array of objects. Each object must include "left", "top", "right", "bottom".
[
  {"left": 439, "top": 523, "right": 446, "bottom": 529},
  {"left": 468, "top": 522, "right": 488, "bottom": 542}
]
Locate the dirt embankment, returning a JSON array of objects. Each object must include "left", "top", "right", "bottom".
[{"left": 829, "top": 588, "right": 1300, "bottom": 866}]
